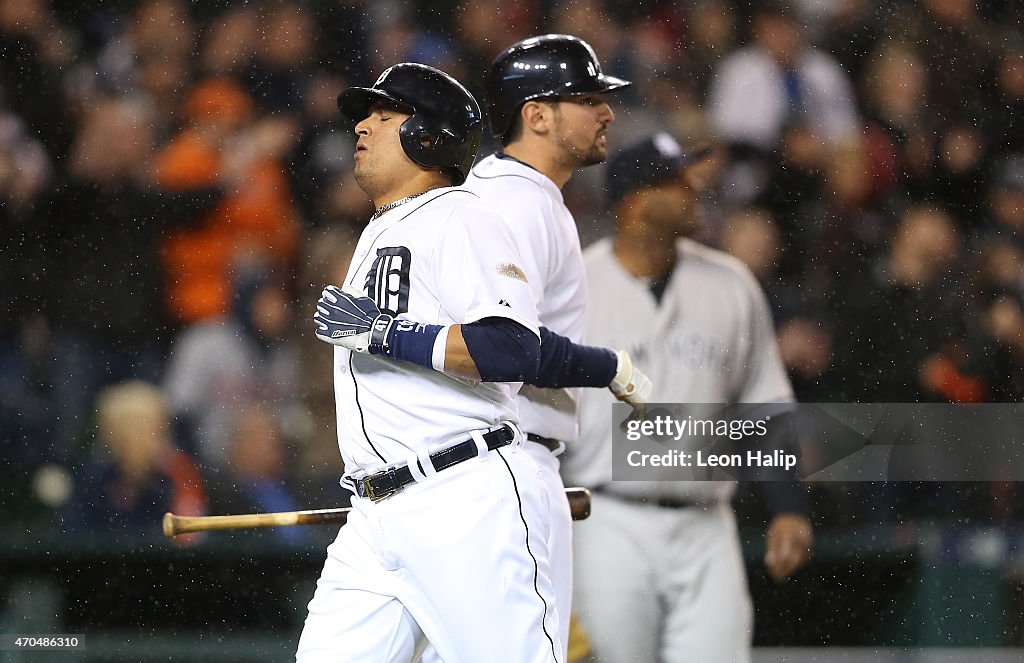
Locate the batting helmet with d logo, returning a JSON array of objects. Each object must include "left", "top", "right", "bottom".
[{"left": 338, "top": 63, "right": 484, "bottom": 185}]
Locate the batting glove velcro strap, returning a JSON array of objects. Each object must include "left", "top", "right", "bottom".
[
  {"left": 367, "top": 313, "right": 397, "bottom": 355},
  {"left": 609, "top": 350, "right": 653, "bottom": 405},
  {"left": 314, "top": 285, "right": 394, "bottom": 354}
]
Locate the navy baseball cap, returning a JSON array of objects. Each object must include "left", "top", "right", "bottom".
[{"left": 605, "top": 133, "right": 712, "bottom": 207}]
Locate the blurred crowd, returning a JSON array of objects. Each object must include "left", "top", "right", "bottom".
[{"left": 2, "top": 0, "right": 1023, "bottom": 539}]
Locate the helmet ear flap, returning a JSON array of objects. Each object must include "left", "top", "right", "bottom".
[
  {"left": 417, "top": 128, "right": 454, "bottom": 148},
  {"left": 399, "top": 116, "right": 454, "bottom": 178},
  {"left": 398, "top": 116, "right": 427, "bottom": 164},
  {"left": 404, "top": 135, "right": 480, "bottom": 185}
]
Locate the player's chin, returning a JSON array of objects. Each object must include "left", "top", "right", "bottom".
[
  {"left": 353, "top": 163, "right": 373, "bottom": 189},
  {"left": 580, "top": 145, "right": 608, "bottom": 167}
]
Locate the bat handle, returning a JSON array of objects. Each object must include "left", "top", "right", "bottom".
[
  {"left": 163, "top": 512, "right": 179, "bottom": 538},
  {"left": 567, "top": 487, "right": 592, "bottom": 520}
]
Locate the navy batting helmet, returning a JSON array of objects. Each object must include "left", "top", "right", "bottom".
[
  {"left": 486, "top": 34, "right": 632, "bottom": 140},
  {"left": 338, "top": 63, "right": 484, "bottom": 185}
]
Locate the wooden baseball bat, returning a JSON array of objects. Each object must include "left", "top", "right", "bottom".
[{"left": 163, "top": 486, "right": 592, "bottom": 538}]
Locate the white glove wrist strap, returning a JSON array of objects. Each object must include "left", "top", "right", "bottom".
[{"left": 431, "top": 325, "right": 451, "bottom": 372}]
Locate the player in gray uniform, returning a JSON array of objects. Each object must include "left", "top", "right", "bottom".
[
  {"left": 563, "top": 134, "right": 814, "bottom": 663},
  {"left": 462, "top": 35, "right": 638, "bottom": 658}
]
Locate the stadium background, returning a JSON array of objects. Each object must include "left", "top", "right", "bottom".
[{"left": 2, "top": 0, "right": 1024, "bottom": 660}]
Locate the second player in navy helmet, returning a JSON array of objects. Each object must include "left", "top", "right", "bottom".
[{"left": 486, "top": 34, "right": 631, "bottom": 141}]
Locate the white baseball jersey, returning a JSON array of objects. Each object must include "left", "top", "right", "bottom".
[
  {"left": 334, "top": 186, "right": 540, "bottom": 474},
  {"left": 460, "top": 153, "right": 585, "bottom": 661},
  {"left": 300, "top": 185, "right": 563, "bottom": 663},
  {"left": 563, "top": 237, "right": 794, "bottom": 504},
  {"left": 464, "top": 154, "right": 587, "bottom": 443}
]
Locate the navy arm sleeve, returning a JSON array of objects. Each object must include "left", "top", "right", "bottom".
[
  {"left": 461, "top": 322, "right": 619, "bottom": 387},
  {"left": 461, "top": 317, "right": 541, "bottom": 382},
  {"left": 532, "top": 327, "right": 618, "bottom": 389},
  {"left": 761, "top": 480, "right": 809, "bottom": 517},
  {"left": 749, "top": 411, "right": 810, "bottom": 516}
]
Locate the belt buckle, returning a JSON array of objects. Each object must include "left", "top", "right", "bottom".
[{"left": 364, "top": 467, "right": 399, "bottom": 502}]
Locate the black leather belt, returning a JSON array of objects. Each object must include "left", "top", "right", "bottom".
[
  {"left": 593, "top": 486, "right": 704, "bottom": 509},
  {"left": 355, "top": 425, "right": 515, "bottom": 501},
  {"left": 526, "top": 433, "right": 561, "bottom": 453}
]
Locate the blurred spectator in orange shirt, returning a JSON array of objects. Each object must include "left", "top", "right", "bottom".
[{"left": 155, "top": 77, "right": 301, "bottom": 324}]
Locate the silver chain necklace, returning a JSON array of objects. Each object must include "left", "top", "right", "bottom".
[{"left": 371, "top": 191, "right": 430, "bottom": 220}]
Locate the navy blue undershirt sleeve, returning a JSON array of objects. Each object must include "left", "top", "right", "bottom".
[
  {"left": 761, "top": 481, "right": 810, "bottom": 517},
  {"left": 461, "top": 317, "right": 541, "bottom": 382},
  {"left": 460, "top": 320, "right": 619, "bottom": 387},
  {"left": 533, "top": 327, "right": 618, "bottom": 389},
  {"left": 747, "top": 411, "right": 810, "bottom": 516}
]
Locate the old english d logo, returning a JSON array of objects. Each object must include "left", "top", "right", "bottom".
[{"left": 365, "top": 247, "right": 411, "bottom": 315}]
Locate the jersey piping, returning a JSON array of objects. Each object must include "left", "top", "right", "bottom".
[
  {"left": 468, "top": 170, "right": 545, "bottom": 187},
  {"left": 349, "top": 352, "right": 388, "bottom": 464},
  {"left": 497, "top": 447, "right": 560, "bottom": 662},
  {"left": 349, "top": 188, "right": 475, "bottom": 282}
]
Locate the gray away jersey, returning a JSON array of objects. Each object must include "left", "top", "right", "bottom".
[{"left": 563, "top": 237, "right": 794, "bottom": 503}]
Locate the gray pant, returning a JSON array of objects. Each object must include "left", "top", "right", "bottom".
[{"left": 572, "top": 494, "right": 752, "bottom": 663}]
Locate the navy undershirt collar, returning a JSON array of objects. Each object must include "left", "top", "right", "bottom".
[
  {"left": 649, "top": 256, "right": 680, "bottom": 305},
  {"left": 496, "top": 151, "right": 544, "bottom": 175}
]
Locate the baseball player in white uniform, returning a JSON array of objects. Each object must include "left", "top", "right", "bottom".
[
  {"left": 297, "top": 63, "right": 561, "bottom": 663},
  {"left": 563, "top": 133, "right": 814, "bottom": 662},
  {"left": 461, "top": 35, "right": 638, "bottom": 659}
]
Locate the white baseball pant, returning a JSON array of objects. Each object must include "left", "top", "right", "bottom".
[
  {"left": 296, "top": 446, "right": 563, "bottom": 663},
  {"left": 522, "top": 439, "right": 573, "bottom": 658}
]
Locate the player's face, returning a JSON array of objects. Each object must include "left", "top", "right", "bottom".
[
  {"left": 353, "top": 101, "right": 415, "bottom": 199},
  {"left": 549, "top": 94, "right": 616, "bottom": 167},
  {"left": 643, "top": 176, "right": 700, "bottom": 239}
]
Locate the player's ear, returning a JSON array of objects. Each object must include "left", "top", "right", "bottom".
[{"left": 520, "top": 100, "right": 553, "bottom": 136}]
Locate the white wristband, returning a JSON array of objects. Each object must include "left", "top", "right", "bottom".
[{"left": 431, "top": 325, "right": 451, "bottom": 372}]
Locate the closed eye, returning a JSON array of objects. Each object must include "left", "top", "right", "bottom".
[{"left": 369, "top": 100, "right": 407, "bottom": 122}]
